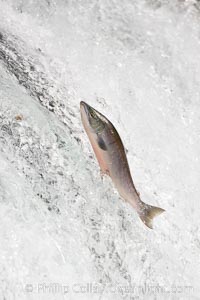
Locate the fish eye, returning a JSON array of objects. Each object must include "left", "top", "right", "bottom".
[{"left": 90, "top": 109, "right": 97, "bottom": 119}]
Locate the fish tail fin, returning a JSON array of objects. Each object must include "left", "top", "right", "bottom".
[{"left": 139, "top": 203, "right": 165, "bottom": 229}]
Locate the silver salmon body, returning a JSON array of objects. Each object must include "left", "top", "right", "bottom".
[{"left": 80, "top": 101, "right": 165, "bottom": 229}]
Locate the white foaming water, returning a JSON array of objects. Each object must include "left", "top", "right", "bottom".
[{"left": 0, "top": 0, "right": 200, "bottom": 299}]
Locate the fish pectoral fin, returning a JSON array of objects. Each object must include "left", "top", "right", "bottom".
[
  {"left": 100, "top": 168, "right": 110, "bottom": 177},
  {"left": 139, "top": 203, "right": 165, "bottom": 229},
  {"left": 97, "top": 136, "right": 107, "bottom": 151}
]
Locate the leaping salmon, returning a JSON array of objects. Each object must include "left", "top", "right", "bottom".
[{"left": 80, "top": 101, "right": 165, "bottom": 229}]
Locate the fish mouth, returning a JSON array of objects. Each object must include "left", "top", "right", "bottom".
[
  {"left": 80, "top": 101, "right": 89, "bottom": 112},
  {"left": 80, "top": 101, "right": 93, "bottom": 119},
  {"left": 80, "top": 101, "right": 106, "bottom": 133}
]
